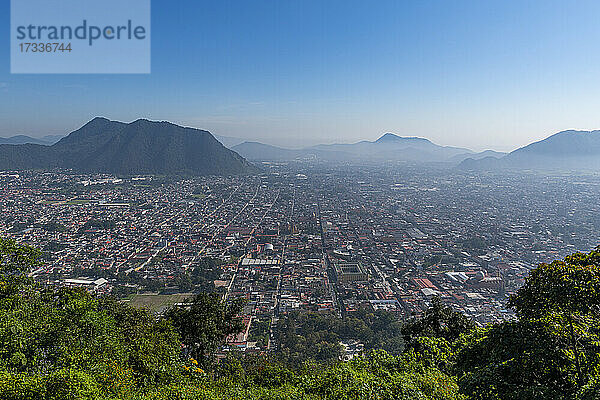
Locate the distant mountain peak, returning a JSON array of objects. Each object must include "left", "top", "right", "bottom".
[
  {"left": 459, "top": 128, "right": 600, "bottom": 171},
  {"left": 512, "top": 129, "right": 600, "bottom": 156},
  {"left": 131, "top": 118, "right": 160, "bottom": 125},
  {"left": 554, "top": 129, "right": 600, "bottom": 135},
  {"left": 0, "top": 135, "right": 51, "bottom": 146},
  {"left": 375, "top": 133, "right": 431, "bottom": 144},
  {"left": 86, "top": 116, "right": 111, "bottom": 125},
  {"left": 80, "top": 116, "right": 115, "bottom": 130}
]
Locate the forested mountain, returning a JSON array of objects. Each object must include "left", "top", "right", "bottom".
[{"left": 0, "top": 118, "right": 257, "bottom": 175}]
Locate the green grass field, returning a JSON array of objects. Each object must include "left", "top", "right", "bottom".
[
  {"left": 65, "top": 199, "right": 92, "bottom": 205},
  {"left": 126, "top": 293, "right": 191, "bottom": 313}
]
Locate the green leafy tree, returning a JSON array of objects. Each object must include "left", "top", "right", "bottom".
[
  {"left": 0, "top": 238, "right": 183, "bottom": 398},
  {"left": 509, "top": 247, "right": 600, "bottom": 388},
  {"left": 455, "top": 320, "right": 579, "bottom": 400},
  {"left": 402, "top": 296, "right": 475, "bottom": 345},
  {"left": 509, "top": 247, "right": 600, "bottom": 316},
  {"left": 0, "top": 238, "right": 41, "bottom": 298},
  {"left": 455, "top": 247, "right": 600, "bottom": 399},
  {"left": 165, "top": 293, "right": 245, "bottom": 366}
]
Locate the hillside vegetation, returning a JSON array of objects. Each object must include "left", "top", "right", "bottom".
[
  {"left": 1, "top": 237, "right": 600, "bottom": 399},
  {"left": 0, "top": 118, "right": 256, "bottom": 176}
]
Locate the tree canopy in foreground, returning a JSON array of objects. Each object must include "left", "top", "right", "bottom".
[{"left": 1, "top": 237, "right": 600, "bottom": 399}]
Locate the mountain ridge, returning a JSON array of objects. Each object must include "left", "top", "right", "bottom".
[
  {"left": 0, "top": 134, "right": 64, "bottom": 146},
  {"left": 0, "top": 118, "right": 257, "bottom": 175},
  {"left": 3, "top": 122, "right": 597, "bottom": 172},
  {"left": 459, "top": 130, "right": 600, "bottom": 171},
  {"left": 235, "top": 132, "right": 474, "bottom": 163}
]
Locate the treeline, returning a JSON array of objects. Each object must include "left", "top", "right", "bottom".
[
  {"left": 1, "top": 237, "right": 600, "bottom": 399},
  {"left": 277, "top": 308, "right": 404, "bottom": 366}
]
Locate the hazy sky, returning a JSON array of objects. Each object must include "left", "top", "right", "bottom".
[{"left": 2, "top": 0, "right": 600, "bottom": 151}]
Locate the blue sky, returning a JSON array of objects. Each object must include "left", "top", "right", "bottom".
[{"left": 1, "top": 0, "right": 600, "bottom": 150}]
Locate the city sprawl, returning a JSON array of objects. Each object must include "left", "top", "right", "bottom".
[{"left": 2, "top": 164, "right": 600, "bottom": 353}]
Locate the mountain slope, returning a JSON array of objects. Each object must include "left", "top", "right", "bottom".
[
  {"left": 459, "top": 130, "right": 600, "bottom": 171},
  {"left": 214, "top": 134, "right": 246, "bottom": 148},
  {"left": 509, "top": 130, "right": 600, "bottom": 157},
  {"left": 310, "top": 133, "right": 474, "bottom": 162},
  {"left": 241, "top": 133, "right": 475, "bottom": 163},
  {"left": 40, "top": 134, "right": 66, "bottom": 144},
  {"left": 233, "top": 142, "right": 304, "bottom": 160},
  {"left": 0, "top": 118, "right": 257, "bottom": 175},
  {"left": 0, "top": 134, "right": 65, "bottom": 145},
  {"left": 449, "top": 149, "right": 506, "bottom": 163},
  {"left": 0, "top": 135, "right": 50, "bottom": 145}
]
